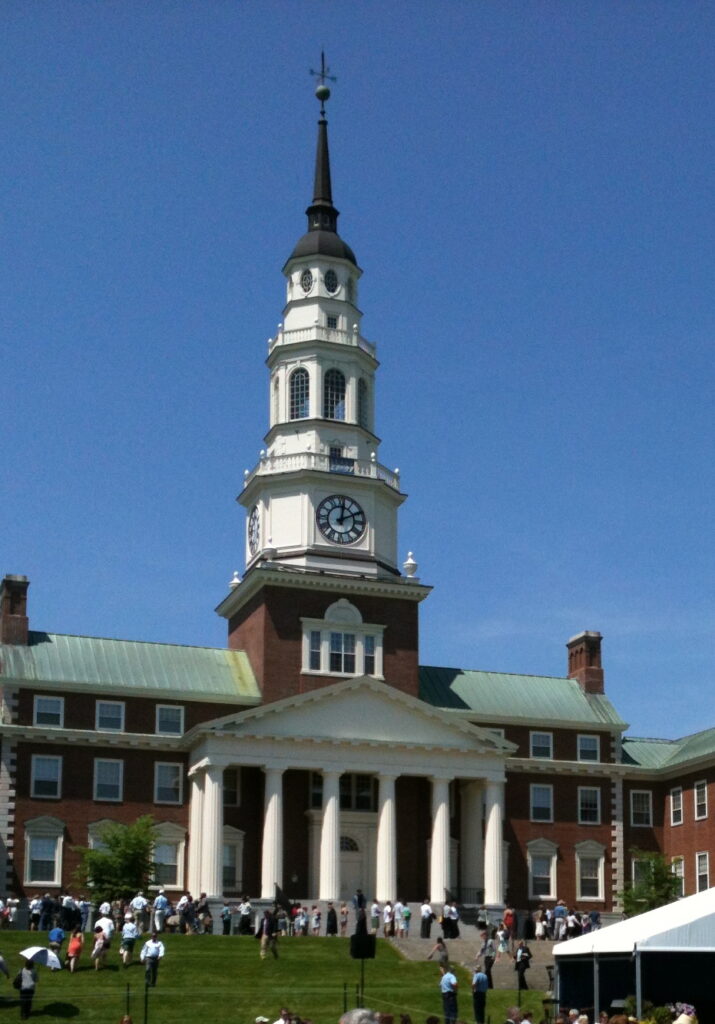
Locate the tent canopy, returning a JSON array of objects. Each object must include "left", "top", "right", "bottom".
[{"left": 555, "top": 887, "right": 715, "bottom": 957}]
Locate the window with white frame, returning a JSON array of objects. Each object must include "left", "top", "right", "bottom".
[
  {"left": 340, "top": 773, "right": 377, "bottom": 812},
  {"left": 154, "top": 763, "right": 183, "bottom": 805},
  {"left": 672, "top": 856, "right": 685, "bottom": 897},
  {"left": 530, "top": 784, "right": 553, "bottom": 823},
  {"left": 152, "top": 821, "right": 186, "bottom": 890},
  {"left": 671, "top": 786, "right": 683, "bottom": 826},
  {"left": 31, "top": 755, "right": 62, "bottom": 798},
  {"left": 530, "top": 732, "right": 553, "bottom": 759},
  {"left": 323, "top": 368, "right": 346, "bottom": 420},
  {"left": 578, "top": 734, "right": 600, "bottom": 762},
  {"left": 630, "top": 790, "right": 653, "bottom": 827},
  {"left": 578, "top": 786, "right": 601, "bottom": 824},
  {"left": 24, "top": 815, "right": 64, "bottom": 885},
  {"left": 222, "top": 825, "right": 244, "bottom": 892},
  {"left": 93, "top": 759, "right": 123, "bottom": 802},
  {"left": 156, "top": 705, "right": 184, "bottom": 736},
  {"left": 289, "top": 367, "right": 310, "bottom": 420},
  {"left": 302, "top": 600, "right": 384, "bottom": 678},
  {"left": 33, "top": 695, "right": 64, "bottom": 727},
  {"left": 95, "top": 700, "right": 125, "bottom": 732},
  {"left": 696, "top": 851, "right": 709, "bottom": 892},
  {"left": 87, "top": 819, "right": 115, "bottom": 851},
  {"left": 575, "top": 839, "right": 605, "bottom": 900},
  {"left": 223, "top": 768, "right": 240, "bottom": 807},
  {"left": 527, "top": 838, "right": 558, "bottom": 899},
  {"left": 632, "top": 857, "right": 652, "bottom": 884},
  {"left": 694, "top": 780, "right": 708, "bottom": 820}
]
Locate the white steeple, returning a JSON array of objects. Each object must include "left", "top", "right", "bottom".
[{"left": 238, "top": 74, "right": 405, "bottom": 579}]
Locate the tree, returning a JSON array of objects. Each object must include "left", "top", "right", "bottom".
[
  {"left": 619, "top": 849, "right": 682, "bottom": 917},
  {"left": 73, "top": 816, "right": 157, "bottom": 900}
]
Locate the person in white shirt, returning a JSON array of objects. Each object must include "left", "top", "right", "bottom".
[
  {"left": 382, "top": 901, "right": 394, "bottom": 938},
  {"left": 370, "top": 901, "right": 380, "bottom": 934},
  {"left": 420, "top": 899, "right": 433, "bottom": 939},
  {"left": 393, "top": 899, "right": 404, "bottom": 937},
  {"left": 98, "top": 900, "right": 112, "bottom": 917},
  {"left": 29, "top": 896, "right": 42, "bottom": 931},
  {"left": 140, "top": 931, "right": 165, "bottom": 987},
  {"left": 130, "top": 892, "right": 149, "bottom": 932},
  {"left": 95, "top": 914, "right": 115, "bottom": 944}
]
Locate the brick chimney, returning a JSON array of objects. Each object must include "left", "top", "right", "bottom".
[
  {"left": 0, "top": 575, "right": 30, "bottom": 645},
  {"left": 566, "top": 630, "right": 604, "bottom": 694}
]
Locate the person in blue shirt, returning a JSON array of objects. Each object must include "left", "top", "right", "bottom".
[
  {"left": 471, "top": 967, "right": 488, "bottom": 1023},
  {"left": 439, "top": 964, "right": 458, "bottom": 1024}
]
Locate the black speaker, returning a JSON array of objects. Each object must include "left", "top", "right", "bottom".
[{"left": 350, "top": 933, "right": 376, "bottom": 960}]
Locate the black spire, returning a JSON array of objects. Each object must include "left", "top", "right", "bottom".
[{"left": 286, "top": 55, "right": 357, "bottom": 268}]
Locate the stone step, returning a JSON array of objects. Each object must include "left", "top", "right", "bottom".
[{"left": 391, "top": 936, "right": 557, "bottom": 993}]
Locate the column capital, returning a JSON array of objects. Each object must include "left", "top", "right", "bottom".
[
  {"left": 262, "top": 763, "right": 285, "bottom": 776},
  {"left": 377, "top": 771, "right": 399, "bottom": 783},
  {"left": 321, "top": 768, "right": 342, "bottom": 780}
]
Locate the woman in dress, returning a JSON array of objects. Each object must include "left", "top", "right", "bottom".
[
  {"left": 339, "top": 903, "right": 349, "bottom": 936},
  {"left": 66, "top": 927, "right": 84, "bottom": 972}
]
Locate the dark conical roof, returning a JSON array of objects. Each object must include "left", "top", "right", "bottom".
[{"left": 287, "top": 114, "right": 357, "bottom": 267}]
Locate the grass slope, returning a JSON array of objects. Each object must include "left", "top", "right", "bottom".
[{"left": 0, "top": 931, "right": 546, "bottom": 1024}]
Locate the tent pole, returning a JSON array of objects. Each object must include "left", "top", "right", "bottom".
[
  {"left": 635, "top": 946, "right": 642, "bottom": 1019},
  {"left": 593, "top": 953, "right": 599, "bottom": 1020}
]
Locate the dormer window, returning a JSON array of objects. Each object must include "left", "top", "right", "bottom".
[{"left": 302, "top": 599, "right": 384, "bottom": 678}]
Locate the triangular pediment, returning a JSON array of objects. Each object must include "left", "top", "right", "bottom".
[{"left": 194, "top": 677, "right": 512, "bottom": 755}]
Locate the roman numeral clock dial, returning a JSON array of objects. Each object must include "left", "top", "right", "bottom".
[{"left": 316, "top": 494, "right": 366, "bottom": 545}]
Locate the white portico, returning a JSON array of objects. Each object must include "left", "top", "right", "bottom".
[{"left": 186, "top": 677, "right": 513, "bottom": 908}]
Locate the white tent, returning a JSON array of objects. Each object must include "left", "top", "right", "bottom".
[{"left": 554, "top": 888, "right": 715, "bottom": 1017}]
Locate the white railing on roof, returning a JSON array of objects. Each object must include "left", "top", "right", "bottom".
[
  {"left": 243, "top": 451, "right": 400, "bottom": 490},
  {"left": 268, "top": 325, "right": 376, "bottom": 358}
]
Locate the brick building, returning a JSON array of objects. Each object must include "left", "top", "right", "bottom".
[{"left": 0, "top": 81, "right": 710, "bottom": 919}]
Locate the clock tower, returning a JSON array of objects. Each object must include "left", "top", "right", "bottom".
[{"left": 217, "top": 69, "right": 430, "bottom": 703}]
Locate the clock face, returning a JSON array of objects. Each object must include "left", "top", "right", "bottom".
[
  {"left": 248, "top": 506, "right": 260, "bottom": 555},
  {"left": 316, "top": 494, "right": 366, "bottom": 545},
  {"left": 300, "top": 269, "right": 314, "bottom": 293},
  {"left": 324, "top": 269, "right": 338, "bottom": 294}
]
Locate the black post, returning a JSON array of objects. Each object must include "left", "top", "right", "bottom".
[
  {"left": 355, "top": 983, "right": 359, "bottom": 1006},
  {"left": 343, "top": 982, "right": 347, "bottom": 1013},
  {"left": 125, "top": 983, "right": 131, "bottom": 1016},
  {"left": 360, "top": 959, "right": 365, "bottom": 1004},
  {"left": 144, "top": 980, "right": 150, "bottom": 1024}
]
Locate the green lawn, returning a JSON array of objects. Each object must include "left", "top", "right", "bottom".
[{"left": 0, "top": 931, "right": 547, "bottom": 1024}]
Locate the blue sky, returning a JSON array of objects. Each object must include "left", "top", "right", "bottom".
[{"left": 2, "top": 2, "right": 713, "bottom": 739}]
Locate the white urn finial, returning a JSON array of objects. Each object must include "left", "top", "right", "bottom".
[
  {"left": 403, "top": 551, "right": 418, "bottom": 579},
  {"left": 229, "top": 571, "right": 241, "bottom": 590}
]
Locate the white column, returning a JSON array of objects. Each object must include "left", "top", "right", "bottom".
[
  {"left": 201, "top": 764, "right": 224, "bottom": 899},
  {"left": 187, "top": 770, "right": 205, "bottom": 895},
  {"left": 460, "top": 780, "right": 484, "bottom": 900},
  {"left": 375, "top": 773, "right": 397, "bottom": 902},
  {"left": 319, "top": 770, "right": 341, "bottom": 900},
  {"left": 484, "top": 779, "right": 505, "bottom": 908},
  {"left": 430, "top": 776, "right": 450, "bottom": 904},
  {"left": 261, "top": 766, "right": 284, "bottom": 900}
]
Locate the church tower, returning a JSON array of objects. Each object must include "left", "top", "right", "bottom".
[{"left": 217, "top": 67, "right": 430, "bottom": 704}]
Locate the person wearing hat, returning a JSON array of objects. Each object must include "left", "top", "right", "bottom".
[{"left": 152, "top": 890, "right": 169, "bottom": 933}]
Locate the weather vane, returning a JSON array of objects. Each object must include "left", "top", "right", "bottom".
[{"left": 310, "top": 51, "right": 336, "bottom": 115}]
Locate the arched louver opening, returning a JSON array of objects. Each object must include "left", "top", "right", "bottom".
[
  {"left": 289, "top": 367, "right": 310, "bottom": 420},
  {"left": 323, "top": 368, "right": 346, "bottom": 420}
]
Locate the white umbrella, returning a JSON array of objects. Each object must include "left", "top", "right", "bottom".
[{"left": 18, "top": 947, "right": 62, "bottom": 970}]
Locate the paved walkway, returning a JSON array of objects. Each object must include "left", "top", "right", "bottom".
[{"left": 391, "top": 931, "right": 556, "bottom": 993}]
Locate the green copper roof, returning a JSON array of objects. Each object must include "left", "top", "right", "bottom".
[
  {"left": 419, "top": 665, "right": 627, "bottom": 727},
  {"left": 621, "top": 737, "right": 680, "bottom": 768},
  {"left": 0, "top": 632, "right": 260, "bottom": 703}
]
